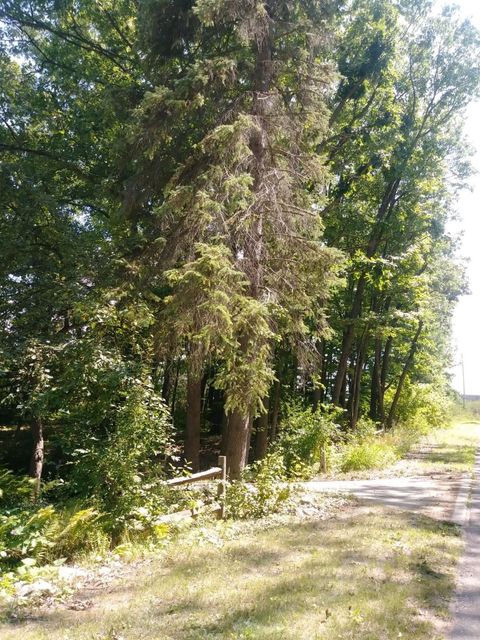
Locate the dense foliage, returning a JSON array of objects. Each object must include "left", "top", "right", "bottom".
[{"left": 0, "top": 0, "right": 478, "bottom": 547}]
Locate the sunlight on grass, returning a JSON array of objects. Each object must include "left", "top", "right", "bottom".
[
  {"left": 421, "top": 422, "right": 480, "bottom": 473},
  {"left": 0, "top": 508, "right": 461, "bottom": 640}
]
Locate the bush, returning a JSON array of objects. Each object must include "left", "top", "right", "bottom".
[
  {"left": 0, "top": 503, "right": 108, "bottom": 569},
  {"left": 0, "top": 455, "right": 204, "bottom": 572},
  {"left": 226, "top": 452, "right": 291, "bottom": 519},
  {"left": 275, "top": 402, "right": 341, "bottom": 477},
  {"left": 339, "top": 441, "right": 398, "bottom": 472},
  {"left": 57, "top": 376, "right": 173, "bottom": 537},
  {"left": 386, "top": 380, "right": 451, "bottom": 432},
  {"left": 0, "top": 470, "right": 109, "bottom": 569},
  {"left": 0, "top": 465, "right": 194, "bottom": 572},
  {"left": 45, "top": 506, "right": 109, "bottom": 561},
  {"left": 336, "top": 418, "right": 402, "bottom": 472},
  {"left": 348, "top": 417, "right": 378, "bottom": 443},
  {"left": 0, "top": 467, "right": 35, "bottom": 507}
]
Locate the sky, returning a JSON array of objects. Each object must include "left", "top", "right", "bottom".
[{"left": 442, "top": 0, "right": 480, "bottom": 394}]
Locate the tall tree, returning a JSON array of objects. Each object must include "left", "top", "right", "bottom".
[{"left": 127, "top": 0, "right": 343, "bottom": 476}]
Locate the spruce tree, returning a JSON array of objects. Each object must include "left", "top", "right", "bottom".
[{"left": 128, "top": 0, "right": 343, "bottom": 476}]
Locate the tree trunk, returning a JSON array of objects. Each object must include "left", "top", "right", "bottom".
[
  {"left": 161, "top": 357, "right": 174, "bottom": 404},
  {"left": 321, "top": 345, "right": 331, "bottom": 402},
  {"left": 386, "top": 320, "right": 423, "bottom": 429},
  {"left": 224, "top": 16, "right": 272, "bottom": 478},
  {"left": 371, "top": 297, "right": 392, "bottom": 423},
  {"left": 270, "top": 379, "right": 281, "bottom": 442},
  {"left": 184, "top": 370, "right": 202, "bottom": 472},
  {"left": 369, "top": 339, "right": 382, "bottom": 421},
  {"left": 332, "top": 274, "right": 366, "bottom": 404},
  {"left": 29, "top": 416, "right": 44, "bottom": 499},
  {"left": 312, "top": 387, "right": 322, "bottom": 412},
  {"left": 226, "top": 409, "right": 251, "bottom": 479},
  {"left": 346, "top": 361, "right": 354, "bottom": 419},
  {"left": 351, "top": 332, "right": 368, "bottom": 428},
  {"left": 254, "top": 397, "right": 270, "bottom": 461},
  {"left": 209, "top": 387, "right": 225, "bottom": 436},
  {"left": 339, "top": 368, "right": 348, "bottom": 409},
  {"left": 170, "top": 359, "right": 180, "bottom": 415},
  {"left": 312, "top": 340, "right": 324, "bottom": 411},
  {"left": 332, "top": 179, "right": 400, "bottom": 406},
  {"left": 379, "top": 336, "right": 393, "bottom": 424},
  {"left": 245, "top": 415, "right": 254, "bottom": 464},
  {"left": 220, "top": 409, "right": 229, "bottom": 456}
]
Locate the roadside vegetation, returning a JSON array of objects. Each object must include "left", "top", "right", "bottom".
[
  {"left": 0, "top": 504, "right": 463, "bottom": 640},
  {"left": 1, "top": 0, "right": 480, "bottom": 636},
  {"left": 1, "top": 415, "right": 477, "bottom": 607},
  {"left": 7, "top": 414, "right": 480, "bottom": 637}
]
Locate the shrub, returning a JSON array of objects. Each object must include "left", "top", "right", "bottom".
[
  {"left": 0, "top": 466, "right": 110, "bottom": 569},
  {"left": 339, "top": 441, "right": 398, "bottom": 472},
  {"left": 44, "top": 507, "right": 109, "bottom": 561},
  {"left": 349, "top": 417, "right": 378, "bottom": 443},
  {"left": 0, "top": 465, "right": 189, "bottom": 571},
  {"left": 275, "top": 402, "right": 341, "bottom": 477},
  {"left": 226, "top": 452, "right": 291, "bottom": 519},
  {"left": 386, "top": 380, "right": 451, "bottom": 432},
  {"left": 0, "top": 467, "right": 35, "bottom": 507},
  {"left": 57, "top": 375, "right": 173, "bottom": 537},
  {"left": 0, "top": 504, "right": 109, "bottom": 568}
]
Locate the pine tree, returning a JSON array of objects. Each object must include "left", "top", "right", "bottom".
[{"left": 126, "top": 0, "right": 344, "bottom": 476}]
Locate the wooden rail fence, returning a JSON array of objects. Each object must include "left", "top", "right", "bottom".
[{"left": 158, "top": 455, "right": 227, "bottom": 524}]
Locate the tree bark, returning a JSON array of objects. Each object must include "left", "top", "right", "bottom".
[
  {"left": 379, "top": 335, "right": 393, "bottom": 424},
  {"left": 312, "top": 339, "right": 324, "bottom": 411},
  {"left": 321, "top": 345, "right": 331, "bottom": 403},
  {"left": 226, "top": 409, "right": 251, "bottom": 479},
  {"left": 332, "top": 178, "right": 400, "bottom": 405},
  {"left": 270, "top": 379, "right": 281, "bottom": 442},
  {"left": 350, "top": 332, "right": 369, "bottom": 428},
  {"left": 161, "top": 357, "right": 174, "bottom": 404},
  {"left": 339, "top": 368, "right": 348, "bottom": 409},
  {"left": 386, "top": 320, "right": 423, "bottom": 429},
  {"left": 370, "top": 338, "right": 382, "bottom": 421},
  {"left": 332, "top": 274, "right": 366, "bottom": 404},
  {"left": 170, "top": 358, "right": 180, "bottom": 415},
  {"left": 245, "top": 415, "right": 254, "bottom": 465},
  {"left": 184, "top": 369, "right": 202, "bottom": 472},
  {"left": 29, "top": 416, "right": 44, "bottom": 499},
  {"left": 254, "top": 397, "right": 270, "bottom": 461},
  {"left": 220, "top": 409, "right": 229, "bottom": 456}
]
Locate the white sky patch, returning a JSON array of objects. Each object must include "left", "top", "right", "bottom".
[{"left": 441, "top": 0, "right": 480, "bottom": 393}]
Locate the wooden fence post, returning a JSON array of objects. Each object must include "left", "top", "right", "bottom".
[
  {"left": 320, "top": 444, "right": 327, "bottom": 474},
  {"left": 218, "top": 455, "right": 227, "bottom": 519}
]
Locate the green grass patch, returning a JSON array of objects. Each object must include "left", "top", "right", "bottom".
[
  {"left": 0, "top": 508, "right": 462, "bottom": 640},
  {"left": 418, "top": 422, "right": 480, "bottom": 473},
  {"left": 332, "top": 421, "right": 480, "bottom": 479},
  {"left": 339, "top": 441, "right": 398, "bottom": 472}
]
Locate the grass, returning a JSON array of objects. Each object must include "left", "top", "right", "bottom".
[
  {"left": 0, "top": 507, "right": 462, "bottom": 640},
  {"left": 2, "top": 420, "right": 478, "bottom": 639},
  {"left": 328, "top": 420, "right": 480, "bottom": 480},
  {"left": 406, "top": 421, "right": 480, "bottom": 475}
]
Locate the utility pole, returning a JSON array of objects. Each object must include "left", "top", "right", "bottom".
[{"left": 462, "top": 354, "right": 466, "bottom": 408}]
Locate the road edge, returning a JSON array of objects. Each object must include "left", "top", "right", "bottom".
[
  {"left": 451, "top": 461, "right": 477, "bottom": 527},
  {"left": 447, "top": 447, "right": 480, "bottom": 639}
]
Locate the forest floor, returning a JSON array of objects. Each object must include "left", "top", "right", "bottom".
[{"left": 1, "top": 422, "right": 479, "bottom": 640}]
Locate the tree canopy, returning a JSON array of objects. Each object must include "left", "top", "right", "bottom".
[{"left": 0, "top": 0, "right": 478, "bottom": 495}]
